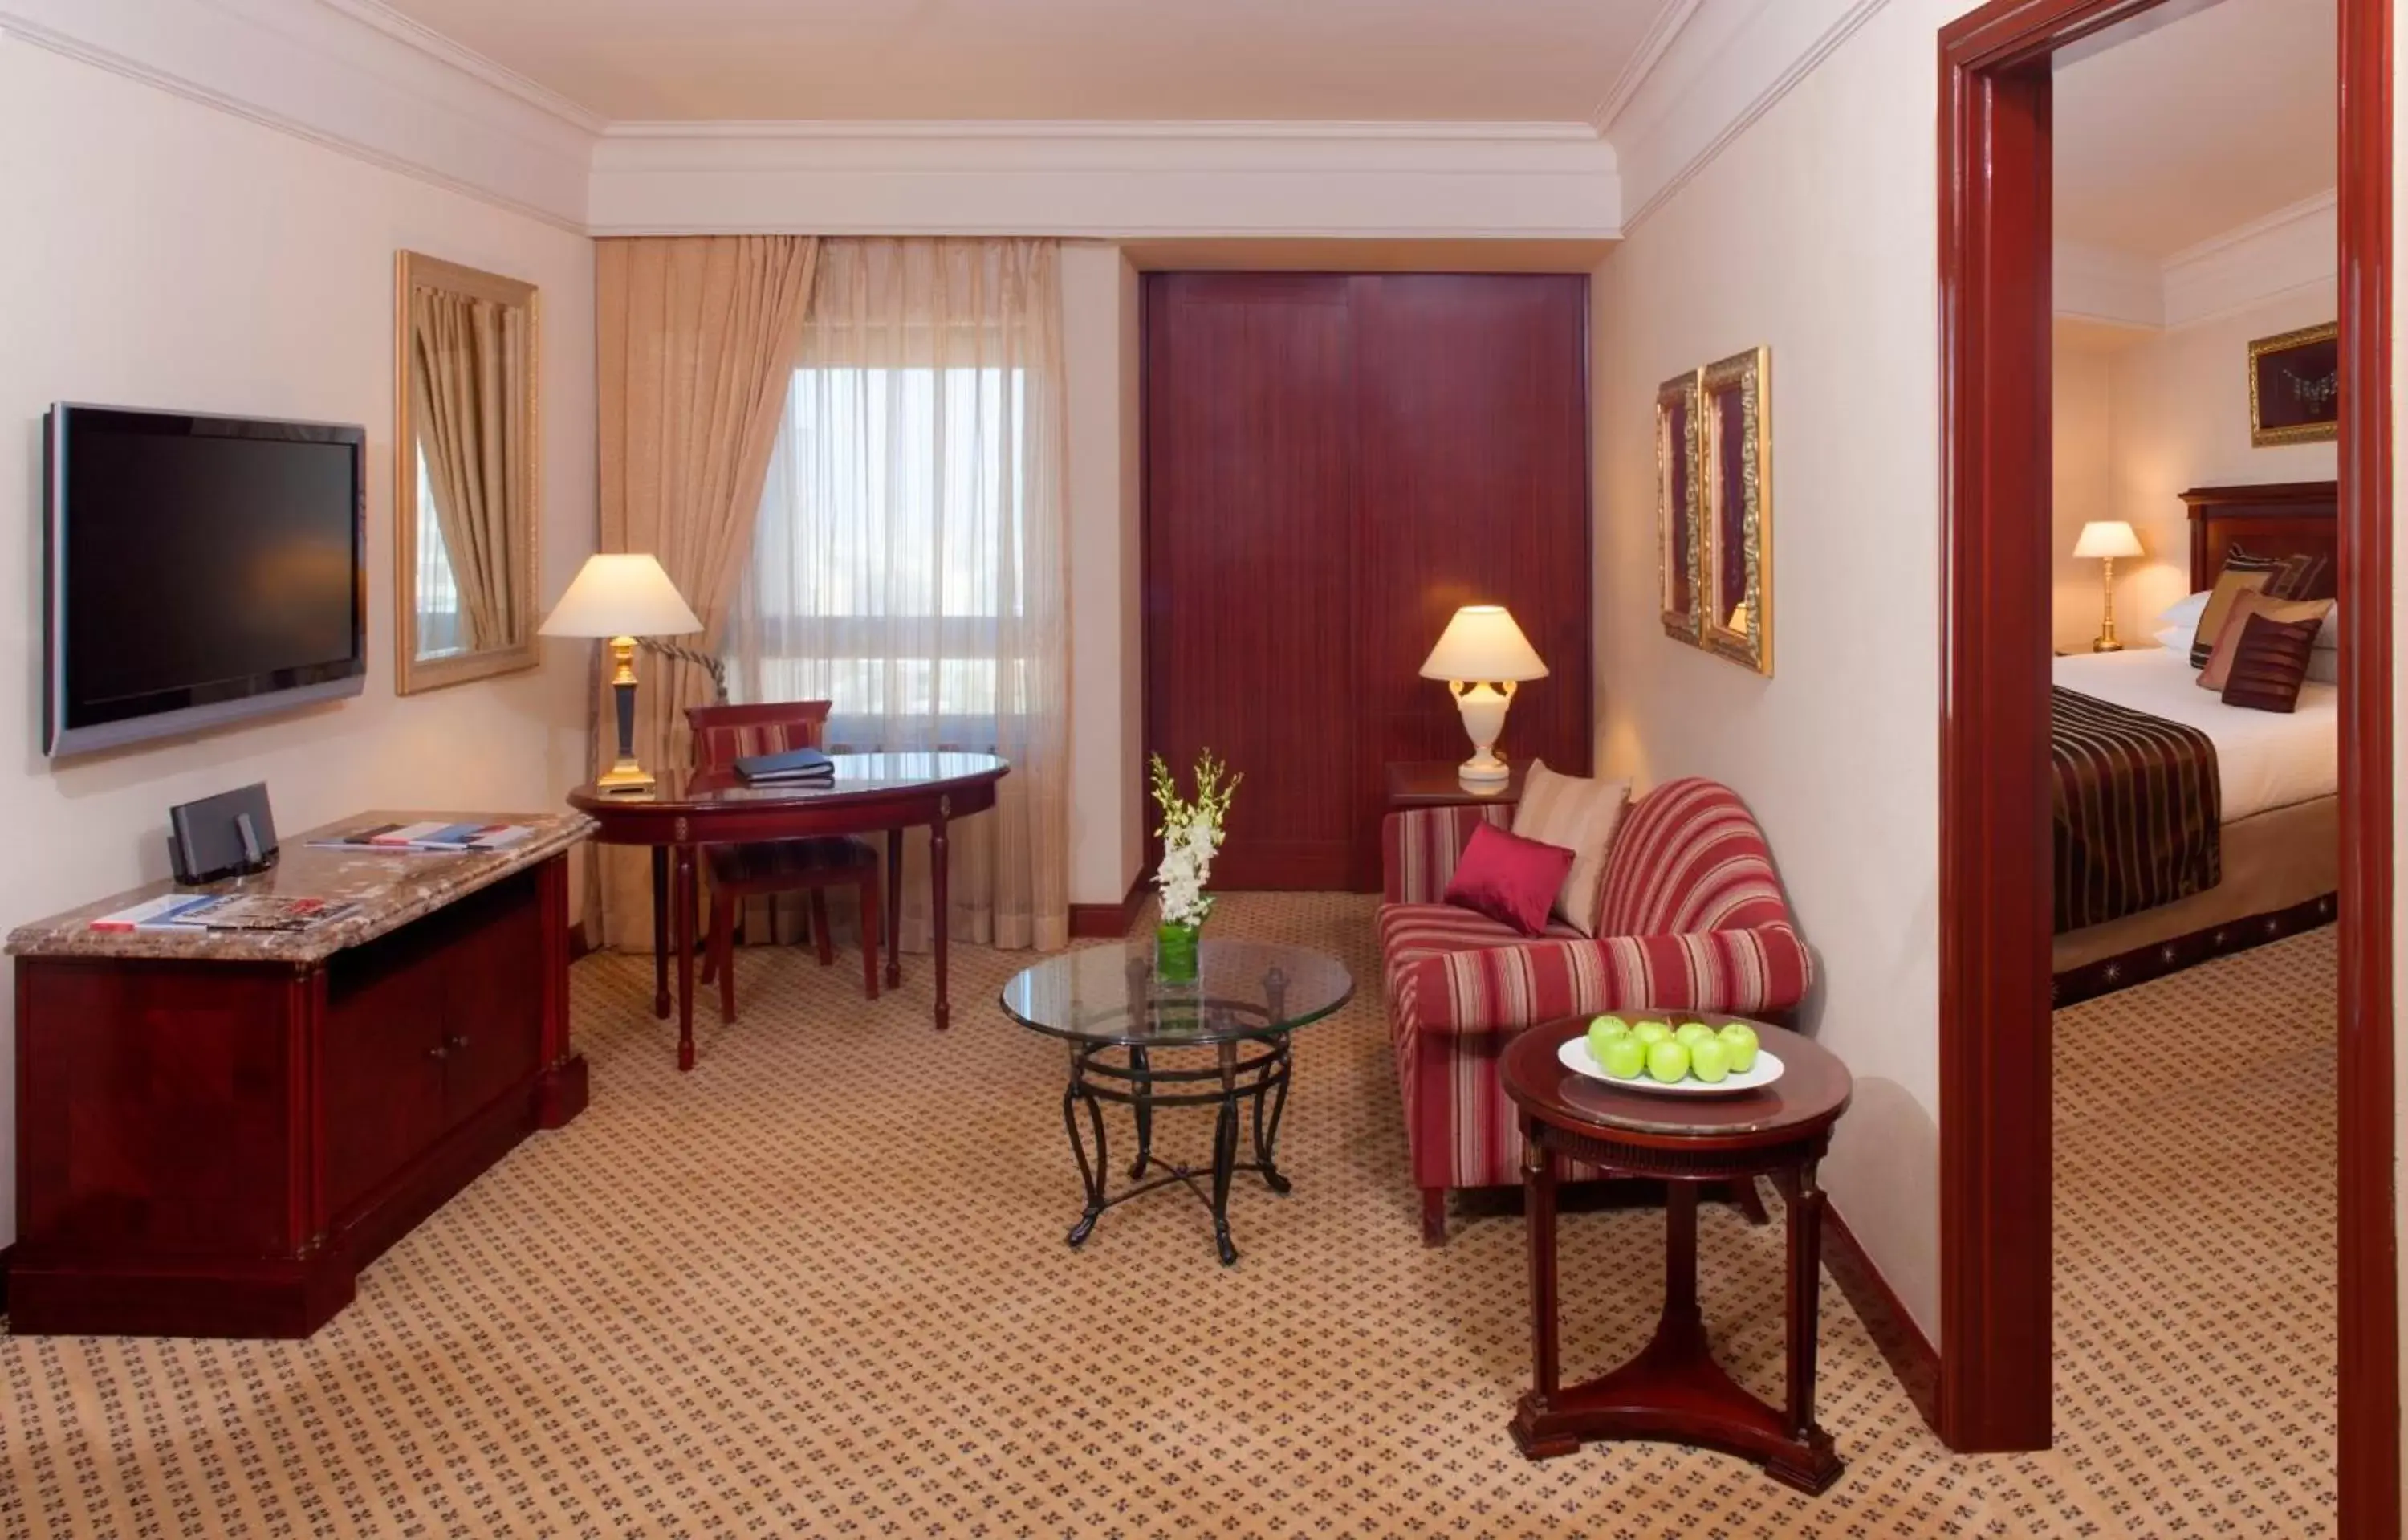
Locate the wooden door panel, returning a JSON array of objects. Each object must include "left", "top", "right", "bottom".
[{"left": 1145, "top": 274, "right": 1360, "bottom": 889}]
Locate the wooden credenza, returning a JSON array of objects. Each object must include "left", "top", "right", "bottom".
[{"left": 6, "top": 813, "right": 592, "bottom": 1338}]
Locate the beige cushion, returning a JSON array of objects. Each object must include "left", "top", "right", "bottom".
[
  {"left": 2188, "top": 567, "right": 2273, "bottom": 668},
  {"left": 1510, "top": 760, "right": 1632, "bottom": 937},
  {"left": 2198, "top": 591, "right": 2333, "bottom": 691}
]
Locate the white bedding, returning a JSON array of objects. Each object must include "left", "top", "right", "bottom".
[{"left": 2052, "top": 648, "right": 2337, "bottom": 823}]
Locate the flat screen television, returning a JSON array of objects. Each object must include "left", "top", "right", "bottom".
[{"left": 44, "top": 404, "right": 368, "bottom": 756}]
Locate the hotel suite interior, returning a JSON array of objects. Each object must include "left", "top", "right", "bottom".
[{"left": 0, "top": 0, "right": 2397, "bottom": 1535}]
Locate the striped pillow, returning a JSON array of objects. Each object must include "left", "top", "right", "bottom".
[
  {"left": 2223, "top": 543, "right": 2329, "bottom": 601},
  {"left": 1510, "top": 760, "right": 1631, "bottom": 936},
  {"left": 2219, "top": 613, "right": 2322, "bottom": 713},
  {"left": 2196, "top": 591, "right": 2332, "bottom": 691}
]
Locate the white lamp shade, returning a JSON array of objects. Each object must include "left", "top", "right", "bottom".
[
  {"left": 2072, "top": 520, "right": 2145, "bottom": 560},
  {"left": 539, "top": 553, "right": 702, "bottom": 639},
  {"left": 1419, "top": 605, "right": 1548, "bottom": 682}
]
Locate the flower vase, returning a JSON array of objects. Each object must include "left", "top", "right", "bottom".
[{"left": 1155, "top": 920, "right": 1202, "bottom": 984}]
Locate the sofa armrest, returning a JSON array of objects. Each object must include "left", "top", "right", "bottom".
[
  {"left": 1392, "top": 923, "right": 1813, "bottom": 1037},
  {"left": 1381, "top": 804, "right": 1513, "bottom": 903}
]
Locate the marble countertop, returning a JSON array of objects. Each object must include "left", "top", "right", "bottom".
[{"left": 6, "top": 811, "right": 595, "bottom": 965}]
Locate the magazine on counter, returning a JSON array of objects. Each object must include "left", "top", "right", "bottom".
[
  {"left": 308, "top": 821, "right": 537, "bottom": 854},
  {"left": 89, "top": 893, "right": 357, "bottom": 933}
]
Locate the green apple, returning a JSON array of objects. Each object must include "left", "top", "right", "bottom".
[
  {"left": 1633, "top": 1021, "right": 1673, "bottom": 1047},
  {"left": 1598, "top": 1036, "right": 1648, "bottom": 1080},
  {"left": 1718, "top": 1022, "right": 1760, "bottom": 1074},
  {"left": 1674, "top": 1021, "right": 1717, "bottom": 1049},
  {"left": 1689, "top": 1037, "right": 1731, "bottom": 1083},
  {"left": 1589, "top": 1014, "right": 1631, "bottom": 1039},
  {"left": 1646, "top": 1039, "right": 1690, "bottom": 1084}
]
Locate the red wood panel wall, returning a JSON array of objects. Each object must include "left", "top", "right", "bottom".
[{"left": 1144, "top": 272, "right": 1592, "bottom": 890}]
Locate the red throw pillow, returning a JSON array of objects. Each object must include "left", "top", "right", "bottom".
[{"left": 1442, "top": 822, "right": 1577, "bottom": 938}]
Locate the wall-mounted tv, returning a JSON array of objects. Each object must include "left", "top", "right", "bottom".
[{"left": 44, "top": 404, "right": 368, "bottom": 756}]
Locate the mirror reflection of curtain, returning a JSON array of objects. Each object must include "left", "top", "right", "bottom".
[
  {"left": 728, "top": 238, "right": 1072, "bottom": 954},
  {"left": 410, "top": 286, "right": 527, "bottom": 651}
]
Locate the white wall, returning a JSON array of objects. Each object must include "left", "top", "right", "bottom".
[
  {"left": 0, "top": 38, "right": 597, "bottom": 1246},
  {"left": 1061, "top": 243, "right": 1147, "bottom": 906},
  {"left": 1591, "top": 0, "right": 1977, "bottom": 1337},
  {"left": 2051, "top": 323, "right": 2131, "bottom": 653}
]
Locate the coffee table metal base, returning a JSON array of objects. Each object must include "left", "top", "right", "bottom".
[{"left": 1061, "top": 1037, "right": 1291, "bottom": 1265}]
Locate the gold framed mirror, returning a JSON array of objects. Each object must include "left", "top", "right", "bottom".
[
  {"left": 1700, "top": 345, "right": 1771, "bottom": 675},
  {"left": 394, "top": 251, "right": 541, "bottom": 694},
  {"left": 1656, "top": 369, "right": 1705, "bottom": 643}
]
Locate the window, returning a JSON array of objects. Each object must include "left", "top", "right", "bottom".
[{"left": 414, "top": 447, "right": 467, "bottom": 658}]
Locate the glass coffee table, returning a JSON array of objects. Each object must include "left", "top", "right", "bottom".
[{"left": 1000, "top": 939, "right": 1353, "bottom": 1265}]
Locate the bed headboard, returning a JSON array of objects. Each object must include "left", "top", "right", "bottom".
[{"left": 2183, "top": 480, "right": 2338, "bottom": 600}]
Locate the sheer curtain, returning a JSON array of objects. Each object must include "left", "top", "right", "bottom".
[{"left": 727, "top": 238, "right": 1070, "bottom": 953}]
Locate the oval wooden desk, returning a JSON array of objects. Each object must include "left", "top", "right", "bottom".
[{"left": 571, "top": 752, "right": 1009, "bottom": 1069}]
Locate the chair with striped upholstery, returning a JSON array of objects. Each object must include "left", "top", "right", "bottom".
[
  {"left": 1379, "top": 777, "right": 1812, "bottom": 1243},
  {"left": 686, "top": 701, "right": 883, "bottom": 1020}
]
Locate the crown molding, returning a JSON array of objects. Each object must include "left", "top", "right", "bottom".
[
  {"left": 1606, "top": 0, "right": 1892, "bottom": 234},
  {"left": 589, "top": 121, "right": 1621, "bottom": 239},
  {"left": 0, "top": 0, "right": 595, "bottom": 229},
  {"left": 1592, "top": 0, "right": 1706, "bottom": 136},
  {"left": 311, "top": 0, "right": 609, "bottom": 134},
  {"left": 2054, "top": 241, "right": 2165, "bottom": 330},
  {"left": 2160, "top": 189, "right": 2337, "bottom": 329}
]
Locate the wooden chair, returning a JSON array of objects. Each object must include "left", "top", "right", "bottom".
[{"left": 685, "top": 701, "right": 882, "bottom": 1020}]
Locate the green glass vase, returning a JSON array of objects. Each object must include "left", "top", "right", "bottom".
[{"left": 1155, "top": 921, "right": 1202, "bottom": 984}]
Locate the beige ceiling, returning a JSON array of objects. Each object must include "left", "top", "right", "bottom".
[
  {"left": 378, "top": 0, "right": 1672, "bottom": 124},
  {"left": 2052, "top": 0, "right": 2336, "bottom": 259}
]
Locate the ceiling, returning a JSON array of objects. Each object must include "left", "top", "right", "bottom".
[
  {"left": 376, "top": 0, "right": 1672, "bottom": 124},
  {"left": 2052, "top": 0, "right": 2335, "bottom": 259}
]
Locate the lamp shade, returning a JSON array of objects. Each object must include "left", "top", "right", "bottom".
[
  {"left": 539, "top": 554, "right": 702, "bottom": 639},
  {"left": 2072, "top": 520, "right": 2144, "bottom": 560},
  {"left": 1418, "top": 605, "right": 1548, "bottom": 682}
]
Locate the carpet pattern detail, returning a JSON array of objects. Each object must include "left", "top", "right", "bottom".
[{"left": 0, "top": 896, "right": 2334, "bottom": 1538}]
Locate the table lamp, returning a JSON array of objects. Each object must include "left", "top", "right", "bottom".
[
  {"left": 2072, "top": 520, "right": 2145, "bottom": 653},
  {"left": 539, "top": 553, "right": 703, "bottom": 794},
  {"left": 1419, "top": 605, "right": 1548, "bottom": 785}
]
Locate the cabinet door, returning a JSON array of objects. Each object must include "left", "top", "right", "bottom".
[
  {"left": 437, "top": 877, "right": 544, "bottom": 1123},
  {"left": 322, "top": 946, "right": 449, "bottom": 1220}
]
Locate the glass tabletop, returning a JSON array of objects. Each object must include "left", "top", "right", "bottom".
[{"left": 1000, "top": 939, "right": 1354, "bottom": 1047}]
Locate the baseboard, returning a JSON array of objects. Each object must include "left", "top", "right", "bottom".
[
  {"left": 2051, "top": 891, "right": 2337, "bottom": 1008},
  {"left": 1821, "top": 1200, "right": 1942, "bottom": 1436},
  {"left": 1069, "top": 872, "right": 1150, "bottom": 940}
]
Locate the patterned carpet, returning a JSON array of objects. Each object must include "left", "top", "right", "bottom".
[{"left": 0, "top": 894, "right": 2336, "bottom": 1538}]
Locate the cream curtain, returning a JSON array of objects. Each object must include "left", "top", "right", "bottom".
[
  {"left": 726, "top": 238, "right": 1071, "bottom": 954},
  {"left": 409, "top": 287, "right": 527, "bottom": 652},
  {"left": 590, "top": 234, "right": 820, "bottom": 951}
]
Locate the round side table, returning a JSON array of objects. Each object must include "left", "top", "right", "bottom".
[{"left": 1499, "top": 1015, "right": 1853, "bottom": 1495}]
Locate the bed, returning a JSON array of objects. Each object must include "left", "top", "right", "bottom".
[{"left": 2049, "top": 481, "right": 2339, "bottom": 1004}]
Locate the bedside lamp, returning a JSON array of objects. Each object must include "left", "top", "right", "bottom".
[
  {"left": 540, "top": 553, "right": 703, "bottom": 794},
  {"left": 1419, "top": 605, "right": 1548, "bottom": 785},
  {"left": 2072, "top": 520, "right": 2145, "bottom": 653}
]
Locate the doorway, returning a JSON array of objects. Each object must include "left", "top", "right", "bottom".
[{"left": 1936, "top": 0, "right": 2392, "bottom": 1533}]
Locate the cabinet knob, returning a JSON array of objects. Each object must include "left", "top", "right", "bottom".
[{"left": 427, "top": 1042, "right": 449, "bottom": 1061}]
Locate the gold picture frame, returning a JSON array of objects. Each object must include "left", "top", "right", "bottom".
[
  {"left": 2247, "top": 321, "right": 2339, "bottom": 447},
  {"left": 1699, "top": 346, "right": 1772, "bottom": 676},
  {"left": 1656, "top": 370, "right": 1705, "bottom": 643}
]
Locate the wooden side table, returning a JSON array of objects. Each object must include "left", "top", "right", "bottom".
[
  {"left": 1499, "top": 1015, "right": 1853, "bottom": 1494},
  {"left": 1383, "top": 759, "right": 1527, "bottom": 811}
]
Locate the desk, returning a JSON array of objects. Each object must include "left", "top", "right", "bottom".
[
  {"left": 1500, "top": 1015, "right": 1853, "bottom": 1493},
  {"left": 571, "top": 752, "right": 1010, "bottom": 1068}
]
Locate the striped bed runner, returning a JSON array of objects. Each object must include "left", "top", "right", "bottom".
[{"left": 2052, "top": 686, "right": 2222, "bottom": 933}]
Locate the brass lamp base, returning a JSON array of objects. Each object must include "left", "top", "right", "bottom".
[
  {"left": 598, "top": 637, "right": 657, "bottom": 794},
  {"left": 2090, "top": 556, "right": 2125, "bottom": 653},
  {"left": 596, "top": 757, "right": 657, "bottom": 795}
]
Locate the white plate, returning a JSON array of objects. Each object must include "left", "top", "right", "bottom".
[{"left": 1557, "top": 1035, "right": 1785, "bottom": 1096}]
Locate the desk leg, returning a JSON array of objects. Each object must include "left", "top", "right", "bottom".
[
  {"left": 885, "top": 829, "right": 904, "bottom": 990},
  {"left": 930, "top": 808, "right": 951, "bottom": 1031},
  {"left": 1784, "top": 1160, "right": 1828, "bottom": 1445},
  {"left": 673, "top": 842, "right": 698, "bottom": 1072},
  {"left": 650, "top": 845, "right": 670, "bottom": 1019}
]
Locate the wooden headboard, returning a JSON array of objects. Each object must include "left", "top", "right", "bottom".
[{"left": 2183, "top": 481, "right": 2338, "bottom": 599}]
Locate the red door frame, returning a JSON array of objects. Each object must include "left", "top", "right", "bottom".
[{"left": 1937, "top": 0, "right": 2395, "bottom": 1530}]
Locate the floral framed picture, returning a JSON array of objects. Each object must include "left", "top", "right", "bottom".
[
  {"left": 1699, "top": 346, "right": 1772, "bottom": 676},
  {"left": 2248, "top": 321, "right": 2339, "bottom": 447},
  {"left": 1656, "top": 370, "right": 1705, "bottom": 644}
]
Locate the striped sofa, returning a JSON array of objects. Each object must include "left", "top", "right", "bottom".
[{"left": 1379, "top": 777, "right": 1813, "bottom": 1243}]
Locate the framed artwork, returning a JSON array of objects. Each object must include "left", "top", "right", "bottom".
[
  {"left": 1656, "top": 370, "right": 1704, "bottom": 643},
  {"left": 1700, "top": 346, "right": 1772, "bottom": 675},
  {"left": 2248, "top": 321, "right": 2339, "bottom": 447}
]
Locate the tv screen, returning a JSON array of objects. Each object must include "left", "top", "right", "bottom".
[{"left": 45, "top": 405, "right": 367, "bottom": 756}]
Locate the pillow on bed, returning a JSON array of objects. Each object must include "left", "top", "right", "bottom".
[
  {"left": 2308, "top": 650, "right": 2340, "bottom": 685},
  {"left": 2157, "top": 590, "right": 2211, "bottom": 634},
  {"left": 2198, "top": 591, "right": 2333, "bottom": 691},
  {"left": 2222, "top": 544, "right": 2326, "bottom": 600},
  {"left": 2154, "top": 625, "right": 2194, "bottom": 654},
  {"left": 2188, "top": 568, "right": 2274, "bottom": 668},
  {"left": 2219, "top": 612, "right": 2323, "bottom": 713}
]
